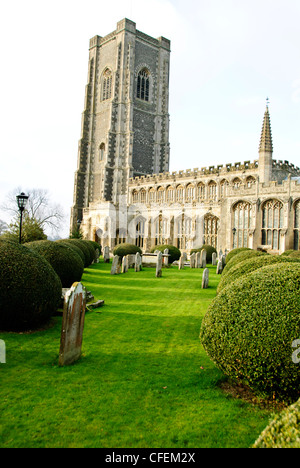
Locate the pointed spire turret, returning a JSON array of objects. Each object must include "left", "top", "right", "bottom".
[{"left": 259, "top": 101, "right": 273, "bottom": 153}]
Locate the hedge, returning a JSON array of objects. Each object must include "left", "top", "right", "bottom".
[
  {"left": 253, "top": 398, "right": 300, "bottom": 448},
  {"left": 222, "top": 249, "right": 266, "bottom": 276},
  {"left": 150, "top": 244, "right": 181, "bottom": 264},
  {"left": 25, "top": 240, "right": 84, "bottom": 288},
  {"left": 190, "top": 245, "right": 217, "bottom": 263},
  {"left": 113, "top": 243, "right": 142, "bottom": 259},
  {"left": 200, "top": 262, "right": 300, "bottom": 402},
  {"left": 225, "top": 247, "right": 252, "bottom": 265},
  {"left": 56, "top": 239, "right": 91, "bottom": 267},
  {"left": 0, "top": 239, "right": 62, "bottom": 331},
  {"left": 217, "top": 254, "right": 300, "bottom": 295}
]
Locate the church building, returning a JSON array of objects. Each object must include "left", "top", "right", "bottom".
[{"left": 71, "top": 19, "right": 300, "bottom": 254}]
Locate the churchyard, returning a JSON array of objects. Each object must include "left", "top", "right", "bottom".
[{"left": 0, "top": 241, "right": 299, "bottom": 448}]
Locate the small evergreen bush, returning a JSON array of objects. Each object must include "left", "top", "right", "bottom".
[
  {"left": 150, "top": 244, "right": 181, "bottom": 264},
  {"left": 25, "top": 240, "right": 84, "bottom": 288},
  {"left": 113, "top": 243, "right": 142, "bottom": 259},
  {"left": 200, "top": 262, "right": 300, "bottom": 402},
  {"left": 0, "top": 240, "right": 62, "bottom": 331},
  {"left": 190, "top": 245, "right": 217, "bottom": 263}
]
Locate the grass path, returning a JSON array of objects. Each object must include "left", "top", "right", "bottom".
[{"left": 0, "top": 262, "right": 272, "bottom": 448}]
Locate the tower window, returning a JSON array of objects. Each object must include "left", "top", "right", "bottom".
[
  {"left": 99, "top": 143, "right": 105, "bottom": 161},
  {"left": 137, "top": 68, "right": 150, "bottom": 102},
  {"left": 102, "top": 68, "right": 112, "bottom": 101}
]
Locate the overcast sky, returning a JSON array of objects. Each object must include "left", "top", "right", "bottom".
[{"left": 1, "top": 0, "right": 300, "bottom": 237}]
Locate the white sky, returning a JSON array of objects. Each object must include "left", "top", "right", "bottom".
[{"left": 1, "top": 0, "right": 300, "bottom": 237}]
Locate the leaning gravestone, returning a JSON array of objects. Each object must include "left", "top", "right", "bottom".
[
  {"left": 200, "top": 249, "right": 207, "bottom": 268},
  {"left": 212, "top": 252, "right": 217, "bottom": 266},
  {"left": 216, "top": 259, "right": 223, "bottom": 274},
  {"left": 59, "top": 282, "right": 86, "bottom": 366},
  {"left": 221, "top": 254, "right": 226, "bottom": 269},
  {"left": 103, "top": 246, "right": 110, "bottom": 263},
  {"left": 164, "top": 248, "right": 169, "bottom": 266},
  {"left": 111, "top": 255, "right": 120, "bottom": 275},
  {"left": 122, "top": 255, "right": 128, "bottom": 273},
  {"left": 196, "top": 251, "right": 201, "bottom": 268},
  {"left": 179, "top": 255, "right": 184, "bottom": 270},
  {"left": 156, "top": 251, "right": 163, "bottom": 277},
  {"left": 202, "top": 268, "right": 209, "bottom": 289},
  {"left": 135, "top": 252, "right": 142, "bottom": 272},
  {"left": 182, "top": 252, "right": 187, "bottom": 262}
]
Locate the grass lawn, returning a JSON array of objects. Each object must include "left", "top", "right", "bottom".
[{"left": 0, "top": 262, "right": 275, "bottom": 448}]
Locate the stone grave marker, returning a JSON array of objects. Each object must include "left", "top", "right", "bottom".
[
  {"left": 111, "top": 255, "right": 120, "bottom": 275},
  {"left": 196, "top": 251, "right": 201, "bottom": 268},
  {"left": 200, "top": 249, "right": 206, "bottom": 268},
  {"left": 135, "top": 252, "right": 142, "bottom": 272},
  {"left": 212, "top": 252, "right": 217, "bottom": 266},
  {"left": 202, "top": 268, "right": 209, "bottom": 289},
  {"left": 103, "top": 246, "right": 110, "bottom": 263},
  {"left": 216, "top": 259, "right": 223, "bottom": 274},
  {"left": 190, "top": 252, "right": 196, "bottom": 268},
  {"left": 59, "top": 282, "right": 87, "bottom": 366},
  {"left": 156, "top": 251, "right": 163, "bottom": 277},
  {"left": 163, "top": 248, "right": 169, "bottom": 266},
  {"left": 122, "top": 255, "right": 128, "bottom": 273},
  {"left": 179, "top": 255, "right": 184, "bottom": 270}
]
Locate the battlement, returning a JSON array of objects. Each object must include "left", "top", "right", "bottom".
[{"left": 272, "top": 159, "right": 300, "bottom": 173}]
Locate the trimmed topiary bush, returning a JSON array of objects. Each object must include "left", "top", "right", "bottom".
[
  {"left": 56, "top": 240, "right": 86, "bottom": 265},
  {"left": 222, "top": 249, "right": 266, "bottom": 276},
  {"left": 150, "top": 244, "right": 181, "bottom": 264},
  {"left": 217, "top": 254, "right": 300, "bottom": 294},
  {"left": 80, "top": 239, "right": 97, "bottom": 265},
  {"left": 289, "top": 251, "right": 300, "bottom": 259},
  {"left": 225, "top": 247, "right": 252, "bottom": 265},
  {"left": 0, "top": 239, "right": 62, "bottom": 331},
  {"left": 191, "top": 245, "right": 217, "bottom": 263},
  {"left": 253, "top": 398, "right": 300, "bottom": 448},
  {"left": 200, "top": 262, "right": 300, "bottom": 402},
  {"left": 56, "top": 239, "right": 91, "bottom": 267},
  {"left": 25, "top": 240, "right": 84, "bottom": 288},
  {"left": 281, "top": 250, "right": 296, "bottom": 257},
  {"left": 113, "top": 243, "right": 142, "bottom": 259}
]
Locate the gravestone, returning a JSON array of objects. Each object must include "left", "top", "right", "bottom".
[
  {"left": 122, "top": 255, "right": 128, "bottom": 273},
  {"left": 200, "top": 249, "right": 206, "bottom": 268},
  {"left": 219, "top": 249, "right": 223, "bottom": 260},
  {"left": 190, "top": 252, "right": 196, "bottom": 268},
  {"left": 0, "top": 339, "right": 6, "bottom": 364},
  {"left": 202, "top": 268, "right": 209, "bottom": 289},
  {"left": 179, "top": 255, "right": 185, "bottom": 270},
  {"left": 216, "top": 259, "right": 223, "bottom": 274},
  {"left": 182, "top": 252, "right": 187, "bottom": 262},
  {"left": 111, "top": 255, "right": 120, "bottom": 275},
  {"left": 164, "top": 248, "right": 169, "bottom": 266},
  {"left": 212, "top": 252, "right": 217, "bottom": 266},
  {"left": 95, "top": 248, "right": 100, "bottom": 263},
  {"left": 103, "top": 246, "right": 110, "bottom": 263},
  {"left": 221, "top": 254, "right": 226, "bottom": 269},
  {"left": 156, "top": 251, "right": 163, "bottom": 277},
  {"left": 135, "top": 252, "right": 142, "bottom": 272},
  {"left": 196, "top": 251, "right": 201, "bottom": 268},
  {"left": 59, "top": 282, "right": 86, "bottom": 366}
]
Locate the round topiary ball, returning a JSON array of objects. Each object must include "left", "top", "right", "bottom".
[
  {"left": 217, "top": 254, "right": 300, "bottom": 294},
  {"left": 25, "top": 240, "right": 84, "bottom": 288},
  {"left": 225, "top": 247, "right": 252, "bottom": 265},
  {"left": 222, "top": 250, "right": 266, "bottom": 276},
  {"left": 113, "top": 243, "right": 142, "bottom": 259},
  {"left": 150, "top": 244, "right": 181, "bottom": 264},
  {"left": 56, "top": 239, "right": 91, "bottom": 267},
  {"left": 200, "top": 262, "right": 300, "bottom": 402},
  {"left": 0, "top": 240, "right": 62, "bottom": 331}
]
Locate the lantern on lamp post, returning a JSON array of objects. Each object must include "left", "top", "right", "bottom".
[{"left": 16, "top": 192, "right": 29, "bottom": 244}]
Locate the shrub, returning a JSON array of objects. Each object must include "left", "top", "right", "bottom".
[
  {"left": 225, "top": 247, "right": 252, "bottom": 265},
  {"left": 222, "top": 250, "right": 266, "bottom": 276},
  {"left": 200, "top": 262, "right": 300, "bottom": 402},
  {"left": 289, "top": 251, "right": 300, "bottom": 259},
  {"left": 150, "top": 244, "right": 181, "bottom": 264},
  {"left": 253, "top": 398, "right": 300, "bottom": 448},
  {"left": 56, "top": 240, "right": 86, "bottom": 265},
  {"left": 191, "top": 245, "right": 217, "bottom": 263},
  {"left": 0, "top": 239, "right": 62, "bottom": 331},
  {"left": 80, "top": 239, "right": 97, "bottom": 265},
  {"left": 25, "top": 240, "right": 84, "bottom": 288},
  {"left": 217, "top": 254, "right": 300, "bottom": 294},
  {"left": 281, "top": 250, "right": 296, "bottom": 257},
  {"left": 113, "top": 243, "right": 142, "bottom": 259},
  {"left": 56, "top": 239, "right": 91, "bottom": 267}
]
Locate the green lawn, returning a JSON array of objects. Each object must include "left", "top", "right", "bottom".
[{"left": 0, "top": 262, "right": 274, "bottom": 448}]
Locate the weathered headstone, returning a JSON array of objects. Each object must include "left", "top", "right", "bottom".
[
  {"left": 179, "top": 255, "right": 185, "bottom": 270},
  {"left": 190, "top": 252, "right": 196, "bottom": 268},
  {"left": 202, "top": 268, "right": 209, "bottom": 289},
  {"left": 135, "top": 252, "right": 142, "bottom": 272},
  {"left": 216, "top": 259, "right": 223, "bottom": 274},
  {"left": 196, "top": 251, "right": 201, "bottom": 268},
  {"left": 163, "top": 248, "right": 169, "bottom": 266},
  {"left": 122, "top": 255, "right": 128, "bottom": 273},
  {"left": 219, "top": 249, "right": 223, "bottom": 260},
  {"left": 95, "top": 248, "right": 100, "bottom": 263},
  {"left": 200, "top": 249, "right": 207, "bottom": 268},
  {"left": 111, "top": 255, "right": 120, "bottom": 275},
  {"left": 221, "top": 254, "right": 226, "bottom": 269},
  {"left": 59, "top": 282, "right": 86, "bottom": 366},
  {"left": 103, "top": 246, "right": 110, "bottom": 263},
  {"left": 182, "top": 252, "right": 187, "bottom": 262},
  {"left": 156, "top": 251, "right": 163, "bottom": 277},
  {"left": 212, "top": 252, "right": 217, "bottom": 266}
]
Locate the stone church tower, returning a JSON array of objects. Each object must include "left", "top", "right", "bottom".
[{"left": 71, "top": 19, "right": 171, "bottom": 231}]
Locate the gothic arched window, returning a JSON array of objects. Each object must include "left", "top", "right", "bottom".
[
  {"left": 102, "top": 68, "right": 113, "bottom": 101},
  {"left": 137, "top": 68, "right": 150, "bottom": 102},
  {"left": 232, "top": 201, "right": 252, "bottom": 249},
  {"left": 197, "top": 182, "right": 205, "bottom": 201},
  {"left": 261, "top": 199, "right": 283, "bottom": 250},
  {"left": 203, "top": 213, "right": 219, "bottom": 248},
  {"left": 186, "top": 184, "right": 195, "bottom": 203},
  {"left": 294, "top": 200, "right": 300, "bottom": 250}
]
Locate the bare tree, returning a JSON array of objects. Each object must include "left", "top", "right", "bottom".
[
  {"left": 0, "top": 219, "right": 8, "bottom": 236},
  {"left": 1, "top": 188, "right": 65, "bottom": 236}
]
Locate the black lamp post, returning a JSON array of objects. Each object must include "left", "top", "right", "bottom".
[{"left": 16, "top": 192, "right": 29, "bottom": 244}]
